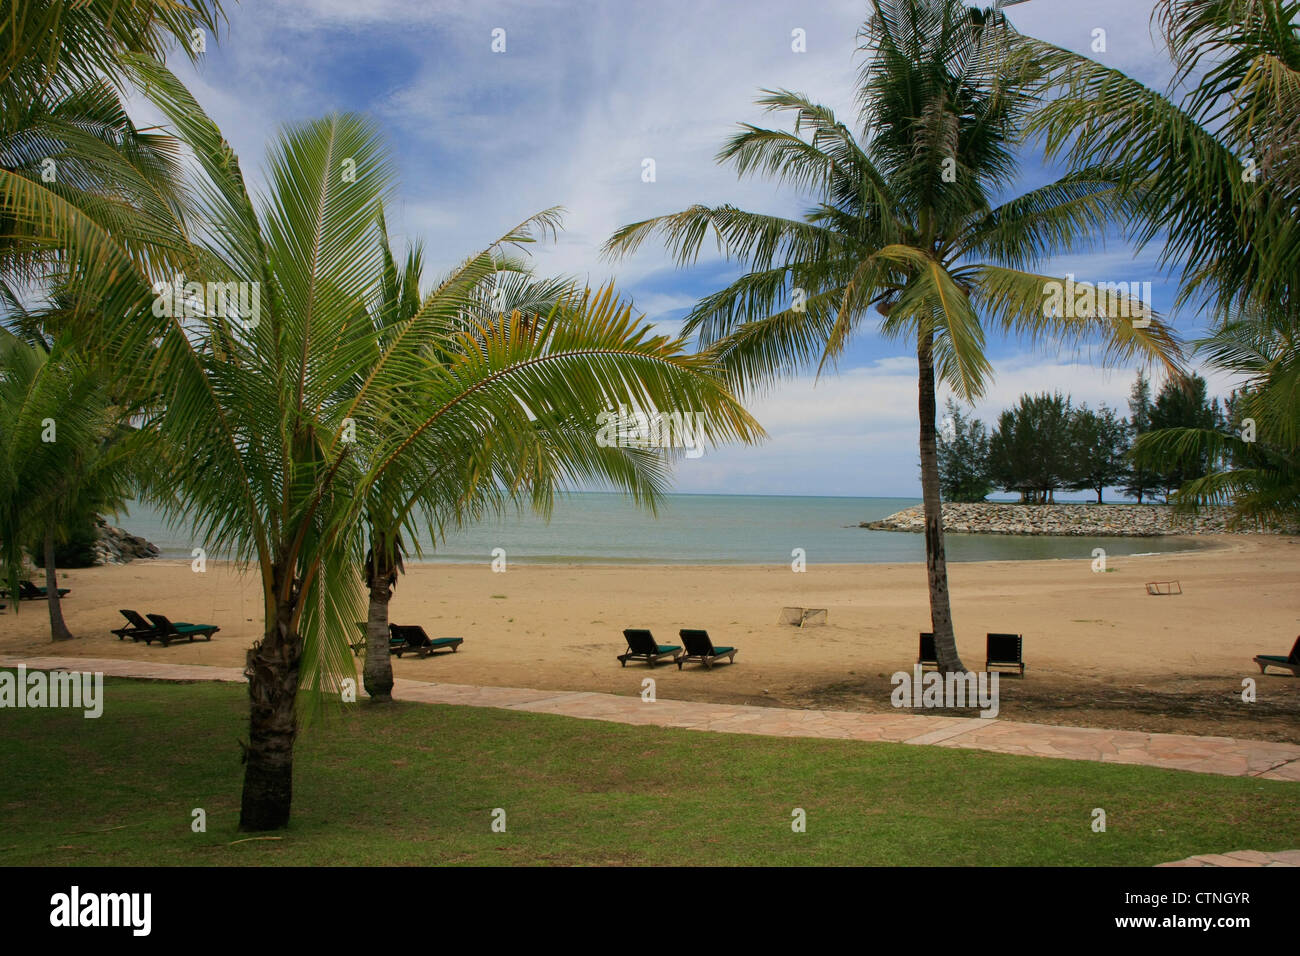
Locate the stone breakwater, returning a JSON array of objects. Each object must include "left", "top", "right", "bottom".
[
  {"left": 93, "top": 518, "right": 161, "bottom": 564},
  {"left": 861, "top": 502, "right": 1297, "bottom": 537}
]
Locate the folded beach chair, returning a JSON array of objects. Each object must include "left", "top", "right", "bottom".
[
  {"left": 677, "top": 629, "right": 738, "bottom": 669},
  {"left": 617, "top": 628, "right": 683, "bottom": 667},
  {"left": 986, "top": 632, "right": 1025, "bottom": 676},
  {"left": 144, "top": 613, "right": 219, "bottom": 646},
  {"left": 111, "top": 609, "right": 159, "bottom": 642},
  {"left": 1253, "top": 636, "right": 1300, "bottom": 677},
  {"left": 388, "top": 624, "right": 463, "bottom": 658},
  {"left": 918, "top": 632, "right": 939, "bottom": 670}
]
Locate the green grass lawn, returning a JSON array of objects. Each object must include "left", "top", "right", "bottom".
[{"left": 1, "top": 676, "right": 1297, "bottom": 865}]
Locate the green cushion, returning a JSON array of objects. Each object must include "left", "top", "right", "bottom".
[
  {"left": 1257, "top": 654, "right": 1291, "bottom": 663},
  {"left": 430, "top": 637, "right": 461, "bottom": 646},
  {"left": 172, "top": 623, "right": 214, "bottom": 634},
  {"left": 655, "top": 644, "right": 681, "bottom": 653},
  {"left": 710, "top": 646, "right": 734, "bottom": 654}
]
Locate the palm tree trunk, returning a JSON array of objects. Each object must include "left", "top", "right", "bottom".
[
  {"left": 44, "top": 528, "right": 73, "bottom": 642},
  {"left": 363, "top": 563, "right": 395, "bottom": 703},
  {"left": 239, "top": 577, "right": 301, "bottom": 831},
  {"left": 918, "top": 332, "right": 965, "bottom": 673}
]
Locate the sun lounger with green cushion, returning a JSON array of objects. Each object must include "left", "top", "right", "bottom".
[
  {"left": 1254, "top": 636, "right": 1300, "bottom": 676},
  {"left": 676, "top": 629, "right": 738, "bottom": 669},
  {"left": 111, "top": 609, "right": 159, "bottom": 641},
  {"left": 618, "top": 628, "right": 682, "bottom": 667},
  {"left": 388, "top": 624, "right": 463, "bottom": 657},
  {"left": 3, "top": 579, "right": 70, "bottom": 600},
  {"left": 144, "top": 613, "right": 219, "bottom": 646}
]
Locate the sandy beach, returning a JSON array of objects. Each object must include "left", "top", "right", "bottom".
[{"left": 4, "top": 535, "right": 1298, "bottom": 741}]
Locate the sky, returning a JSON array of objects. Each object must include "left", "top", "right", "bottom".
[{"left": 144, "top": 0, "right": 1236, "bottom": 497}]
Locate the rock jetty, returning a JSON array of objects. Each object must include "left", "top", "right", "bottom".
[
  {"left": 861, "top": 502, "right": 1296, "bottom": 536},
  {"left": 93, "top": 518, "right": 161, "bottom": 564}
]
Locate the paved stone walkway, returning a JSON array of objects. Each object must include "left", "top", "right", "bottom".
[
  {"left": 1158, "top": 849, "right": 1300, "bottom": 867},
  {"left": 6, "top": 654, "right": 1300, "bottom": 782}
]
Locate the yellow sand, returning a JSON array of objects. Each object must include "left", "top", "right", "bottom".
[{"left": 3, "top": 536, "right": 1297, "bottom": 709}]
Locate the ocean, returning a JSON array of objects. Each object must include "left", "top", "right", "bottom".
[{"left": 114, "top": 493, "right": 1211, "bottom": 565}]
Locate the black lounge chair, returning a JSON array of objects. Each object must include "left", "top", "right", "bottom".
[
  {"left": 677, "top": 629, "right": 738, "bottom": 669},
  {"left": 1253, "top": 636, "right": 1300, "bottom": 677},
  {"left": 617, "top": 628, "right": 682, "bottom": 667},
  {"left": 986, "top": 632, "right": 1025, "bottom": 676},
  {"left": 388, "top": 624, "right": 463, "bottom": 658},
  {"left": 111, "top": 609, "right": 159, "bottom": 642},
  {"left": 5, "top": 580, "right": 70, "bottom": 600},
  {"left": 918, "top": 632, "right": 939, "bottom": 670},
  {"left": 144, "top": 613, "right": 219, "bottom": 646}
]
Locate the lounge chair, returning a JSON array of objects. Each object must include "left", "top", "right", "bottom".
[
  {"left": 1253, "top": 636, "right": 1300, "bottom": 677},
  {"left": 111, "top": 609, "right": 159, "bottom": 642},
  {"left": 6, "top": 580, "right": 70, "bottom": 600},
  {"left": 918, "top": 632, "right": 939, "bottom": 670},
  {"left": 986, "top": 632, "right": 1025, "bottom": 676},
  {"left": 144, "top": 613, "right": 219, "bottom": 646},
  {"left": 617, "top": 628, "right": 683, "bottom": 667},
  {"left": 677, "top": 629, "right": 738, "bottom": 669},
  {"left": 388, "top": 624, "right": 463, "bottom": 658}
]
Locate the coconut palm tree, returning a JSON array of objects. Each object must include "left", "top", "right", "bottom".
[
  {"left": 0, "top": 329, "right": 136, "bottom": 639},
  {"left": 1025, "top": 1, "right": 1299, "bottom": 523},
  {"left": 1135, "top": 310, "right": 1300, "bottom": 527},
  {"left": 355, "top": 218, "right": 683, "bottom": 702},
  {"left": 1024, "top": 0, "right": 1299, "bottom": 329},
  {"left": 10, "top": 58, "right": 758, "bottom": 829},
  {"left": 1, "top": 1, "right": 224, "bottom": 305},
  {"left": 604, "top": 0, "right": 1184, "bottom": 672}
]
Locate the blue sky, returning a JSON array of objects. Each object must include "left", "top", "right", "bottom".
[{"left": 147, "top": 0, "right": 1234, "bottom": 497}]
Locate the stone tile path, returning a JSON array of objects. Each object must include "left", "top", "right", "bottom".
[
  {"left": 6, "top": 654, "right": 1299, "bottom": 783},
  {"left": 1158, "top": 849, "right": 1300, "bottom": 867}
]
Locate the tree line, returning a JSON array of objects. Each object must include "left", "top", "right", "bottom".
[{"left": 938, "top": 371, "right": 1230, "bottom": 504}]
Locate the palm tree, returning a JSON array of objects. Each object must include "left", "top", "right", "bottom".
[
  {"left": 1135, "top": 311, "right": 1300, "bottom": 527},
  {"left": 0, "top": 329, "right": 135, "bottom": 639},
  {"left": 605, "top": 0, "right": 1183, "bottom": 672},
  {"left": 355, "top": 218, "right": 684, "bottom": 702},
  {"left": 1024, "top": 0, "right": 1298, "bottom": 330},
  {"left": 1, "top": 3, "right": 226, "bottom": 625},
  {"left": 12, "top": 59, "right": 759, "bottom": 829},
  {"left": 1024, "top": 0, "right": 1299, "bottom": 524},
  {"left": 1, "top": 1, "right": 225, "bottom": 304}
]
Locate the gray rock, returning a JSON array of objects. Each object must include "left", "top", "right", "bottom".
[{"left": 860, "top": 502, "right": 1298, "bottom": 537}]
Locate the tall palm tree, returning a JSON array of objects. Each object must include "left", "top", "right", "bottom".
[
  {"left": 605, "top": 0, "right": 1183, "bottom": 672},
  {"left": 12, "top": 58, "right": 759, "bottom": 829}
]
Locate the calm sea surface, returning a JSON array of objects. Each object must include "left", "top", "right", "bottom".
[{"left": 116, "top": 494, "right": 1212, "bottom": 565}]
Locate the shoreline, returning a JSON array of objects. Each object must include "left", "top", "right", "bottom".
[{"left": 71, "top": 535, "right": 1232, "bottom": 571}]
